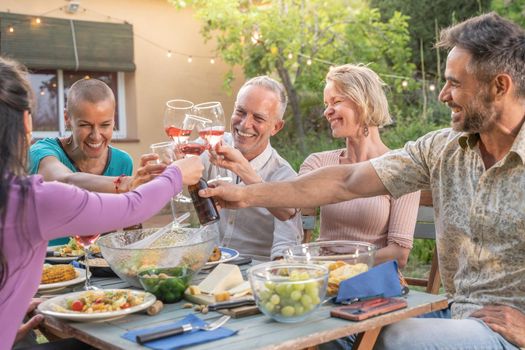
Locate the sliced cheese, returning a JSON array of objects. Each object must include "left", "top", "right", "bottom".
[
  {"left": 198, "top": 263, "right": 244, "bottom": 295},
  {"left": 227, "top": 280, "right": 251, "bottom": 295}
]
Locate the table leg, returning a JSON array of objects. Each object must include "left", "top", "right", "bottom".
[{"left": 352, "top": 327, "right": 382, "bottom": 350}]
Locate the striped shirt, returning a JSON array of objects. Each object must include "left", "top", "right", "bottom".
[{"left": 300, "top": 149, "right": 420, "bottom": 249}]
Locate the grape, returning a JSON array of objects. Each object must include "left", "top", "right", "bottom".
[
  {"left": 270, "top": 294, "right": 280, "bottom": 305},
  {"left": 256, "top": 268, "right": 324, "bottom": 320},
  {"left": 300, "top": 294, "right": 313, "bottom": 307},
  {"left": 290, "top": 290, "right": 302, "bottom": 301},
  {"left": 281, "top": 306, "right": 295, "bottom": 317}
]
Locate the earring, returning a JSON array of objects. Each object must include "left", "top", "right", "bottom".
[
  {"left": 364, "top": 125, "right": 369, "bottom": 137},
  {"left": 66, "top": 135, "right": 73, "bottom": 145}
]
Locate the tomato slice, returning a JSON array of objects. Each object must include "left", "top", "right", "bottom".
[
  {"left": 71, "top": 300, "right": 84, "bottom": 312},
  {"left": 120, "top": 302, "right": 130, "bottom": 309}
]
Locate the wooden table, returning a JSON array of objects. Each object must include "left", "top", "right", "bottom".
[{"left": 39, "top": 270, "right": 447, "bottom": 350}]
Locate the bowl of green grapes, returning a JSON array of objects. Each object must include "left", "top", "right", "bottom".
[{"left": 248, "top": 262, "right": 328, "bottom": 323}]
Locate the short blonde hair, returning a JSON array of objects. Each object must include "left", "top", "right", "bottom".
[{"left": 326, "top": 64, "right": 391, "bottom": 126}]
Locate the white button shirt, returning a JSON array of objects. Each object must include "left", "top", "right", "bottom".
[{"left": 202, "top": 134, "right": 303, "bottom": 261}]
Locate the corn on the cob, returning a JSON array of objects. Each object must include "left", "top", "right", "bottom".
[{"left": 41, "top": 264, "right": 76, "bottom": 284}]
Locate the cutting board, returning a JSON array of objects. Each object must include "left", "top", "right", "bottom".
[{"left": 183, "top": 292, "right": 260, "bottom": 318}]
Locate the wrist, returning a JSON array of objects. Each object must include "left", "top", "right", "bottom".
[{"left": 114, "top": 175, "right": 129, "bottom": 193}]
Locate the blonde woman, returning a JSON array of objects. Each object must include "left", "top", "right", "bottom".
[{"left": 299, "top": 64, "right": 420, "bottom": 268}]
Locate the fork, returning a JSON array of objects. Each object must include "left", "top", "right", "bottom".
[{"left": 136, "top": 315, "right": 231, "bottom": 344}]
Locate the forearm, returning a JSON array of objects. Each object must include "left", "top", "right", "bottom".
[
  {"left": 37, "top": 166, "right": 182, "bottom": 238},
  {"left": 373, "top": 244, "right": 411, "bottom": 268},
  {"left": 244, "top": 162, "right": 387, "bottom": 209},
  {"left": 57, "top": 172, "right": 125, "bottom": 193}
]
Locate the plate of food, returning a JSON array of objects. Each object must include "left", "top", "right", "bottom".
[
  {"left": 46, "top": 238, "right": 101, "bottom": 263},
  {"left": 37, "top": 289, "right": 156, "bottom": 322},
  {"left": 38, "top": 265, "right": 90, "bottom": 291},
  {"left": 204, "top": 246, "right": 240, "bottom": 267}
]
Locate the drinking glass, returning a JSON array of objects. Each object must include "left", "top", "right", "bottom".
[
  {"left": 75, "top": 234, "right": 100, "bottom": 290},
  {"left": 177, "top": 114, "right": 213, "bottom": 157},
  {"left": 192, "top": 101, "right": 232, "bottom": 183},
  {"left": 150, "top": 141, "right": 189, "bottom": 227},
  {"left": 163, "top": 99, "right": 194, "bottom": 144}
]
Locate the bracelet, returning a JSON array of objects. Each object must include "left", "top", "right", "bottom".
[{"left": 113, "top": 174, "right": 126, "bottom": 194}]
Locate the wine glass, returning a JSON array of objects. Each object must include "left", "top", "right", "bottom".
[
  {"left": 75, "top": 234, "right": 100, "bottom": 290},
  {"left": 163, "top": 99, "right": 194, "bottom": 144},
  {"left": 178, "top": 114, "right": 213, "bottom": 157},
  {"left": 192, "top": 101, "right": 232, "bottom": 183}
]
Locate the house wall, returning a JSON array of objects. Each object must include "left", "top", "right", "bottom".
[{"left": 2, "top": 0, "right": 243, "bottom": 169}]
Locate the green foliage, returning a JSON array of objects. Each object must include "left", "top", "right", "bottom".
[
  {"left": 369, "top": 0, "right": 491, "bottom": 80},
  {"left": 170, "top": 0, "right": 416, "bottom": 157},
  {"left": 491, "top": 0, "right": 525, "bottom": 27}
]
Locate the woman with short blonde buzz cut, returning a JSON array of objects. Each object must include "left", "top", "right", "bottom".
[{"left": 299, "top": 64, "right": 420, "bottom": 268}]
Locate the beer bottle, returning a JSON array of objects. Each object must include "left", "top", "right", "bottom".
[{"left": 188, "top": 178, "right": 220, "bottom": 226}]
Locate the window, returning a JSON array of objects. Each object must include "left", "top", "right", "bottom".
[
  {"left": 1, "top": 11, "right": 134, "bottom": 139},
  {"left": 29, "top": 70, "right": 127, "bottom": 138}
]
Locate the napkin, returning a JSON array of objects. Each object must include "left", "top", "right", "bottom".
[
  {"left": 335, "top": 260, "right": 403, "bottom": 304},
  {"left": 122, "top": 314, "right": 237, "bottom": 350}
]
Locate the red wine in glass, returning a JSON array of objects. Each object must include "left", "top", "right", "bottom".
[
  {"left": 199, "top": 128, "right": 225, "bottom": 148},
  {"left": 180, "top": 143, "right": 207, "bottom": 156},
  {"left": 75, "top": 234, "right": 101, "bottom": 248},
  {"left": 165, "top": 126, "right": 191, "bottom": 142}
]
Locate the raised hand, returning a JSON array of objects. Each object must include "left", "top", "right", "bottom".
[
  {"left": 124, "top": 153, "right": 167, "bottom": 192},
  {"left": 470, "top": 304, "right": 525, "bottom": 347},
  {"left": 198, "top": 181, "right": 248, "bottom": 208},
  {"left": 173, "top": 156, "right": 204, "bottom": 185},
  {"left": 210, "top": 142, "right": 261, "bottom": 184}
]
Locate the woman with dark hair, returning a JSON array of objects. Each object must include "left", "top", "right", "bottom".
[{"left": 0, "top": 56, "right": 204, "bottom": 348}]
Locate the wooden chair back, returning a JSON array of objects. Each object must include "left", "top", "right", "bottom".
[{"left": 405, "top": 203, "right": 442, "bottom": 294}]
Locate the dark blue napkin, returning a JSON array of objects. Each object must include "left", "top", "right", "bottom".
[
  {"left": 122, "top": 314, "right": 237, "bottom": 350},
  {"left": 335, "top": 260, "right": 402, "bottom": 304}
]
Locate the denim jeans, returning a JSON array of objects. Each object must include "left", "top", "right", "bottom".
[
  {"left": 374, "top": 305, "right": 520, "bottom": 350},
  {"left": 319, "top": 305, "right": 519, "bottom": 350}
]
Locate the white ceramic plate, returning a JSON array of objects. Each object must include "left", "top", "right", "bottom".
[
  {"left": 204, "top": 247, "right": 240, "bottom": 267},
  {"left": 38, "top": 267, "right": 90, "bottom": 291},
  {"left": 45, "top": 245, "right": 84, "bottom": 263},
  {"left": 37, "top": 289, "right": 156, "bottom": 322}
]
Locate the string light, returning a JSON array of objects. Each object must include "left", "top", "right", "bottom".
[
  {"left": 35, "top": 17, "right": 41, "bottom": 24},
  {"left": 167, "top": 50, "right": 172, "bottom": 58},
  {"left": 429, "top": 84, "right": 436, "bottom": 91},
  {"left": 401, "top": 80, "right": 409, "bottom": 88},
  {"left": 8, "top": 25, "right": 14, "bottom": 33},
  {"left": 210, "top": 58, "right": 216, "bottom": 64},
  {"left": 306, "top": 58, "right": 312, "bottom": 66},
  {"left": 187, "top": 56, "right": 193, "bottom": 63},
  {"left": 287, "top": 53, "right": 293, "bottom": 60}
]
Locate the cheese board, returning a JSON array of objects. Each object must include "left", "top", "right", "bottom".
[
  {"left": 184, "top": 262, "right": 260, "bottom": 318},
  {"left": 183, "top": 291, "right": 259, "bottom": 318}
]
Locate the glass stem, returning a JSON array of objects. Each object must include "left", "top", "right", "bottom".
[{"left": 84, "top": 246, "right": 91, "bottom": 289}]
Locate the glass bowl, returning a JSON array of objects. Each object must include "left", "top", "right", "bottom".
[
  {"left": 138, "top": 267, "right": 192, "bottom": 303},
  {"left": 97, "top": 226, "right": 218, "bottom": 288},
  {"left": 248, "top": 262, "right": 328, "bottom": 323},
  {"left": 284, "top": 240, "right": 376, "bottom": 267},
  {"left": 284, "top": 241, "right": 376, "bottom": 296}
]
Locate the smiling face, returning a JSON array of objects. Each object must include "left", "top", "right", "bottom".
[
  {"left": 66, "top": 99, "right": 115, "bottom": 159},
  {"left": 323, "top": 81, "right": 362, "bottom": 139},
  {"left": 231, "top": 85, "right": 284, "bottom": 161},
  {"left": 439, "top": 47, "right": 499, "bottom": 133}
]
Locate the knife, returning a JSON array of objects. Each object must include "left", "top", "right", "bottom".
[
  {"left": 136, "top": 323, "right": 194, "bottom": 344},
  {"left": 207, "top": 298, "right": 255, "bottom": 311}
]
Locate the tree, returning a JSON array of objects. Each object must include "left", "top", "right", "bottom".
[
  {"left": 170, "top": 0, "right": 415, "bottom": 155},
  {"left": 491, "top": 0, "right": 525, "bottom": 27},
  {"left": 370, "top": 0, "right": 491, "bottom": 80}
]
